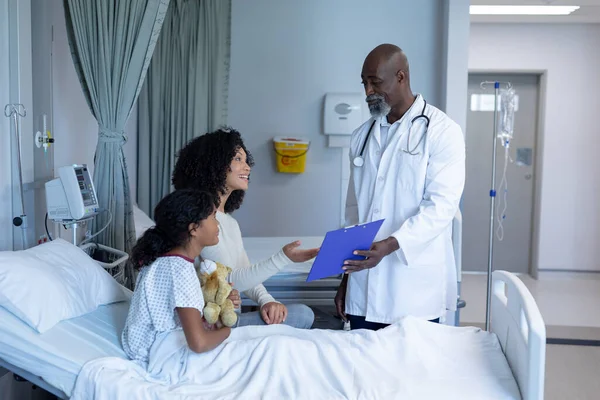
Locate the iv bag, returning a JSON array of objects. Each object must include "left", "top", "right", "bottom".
[{"left": 497, "top": 88, "right": 516, "bottom": 140}]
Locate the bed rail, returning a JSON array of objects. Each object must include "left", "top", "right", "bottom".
[{"left": 491, "top": 270, "right": 546, "bottom": 400}]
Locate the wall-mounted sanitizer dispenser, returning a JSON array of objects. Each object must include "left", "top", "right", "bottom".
[{"left": 323, "top": 93, "right": 369, "bottom": 147}]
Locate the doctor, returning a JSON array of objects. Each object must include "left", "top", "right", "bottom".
[{"left": 335, "top": 44, "right": 465, "bottom": 330}]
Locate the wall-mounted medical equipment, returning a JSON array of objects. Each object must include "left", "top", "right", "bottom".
[
  {"left": 35, "top": 114, "right": 55, "bottom": 152},
  {"left": 46, "top": 165, "right": 99, "bottom": 221},
  {"left": 45, "top": 164, "right": 110, "bottom": 246},
  {"left": 273, "top": 137, "right": 310, "bottom": 174},
  {"left": 323, "top": 93, "right": 368, "bottom": 147},
  {"left": 4, "top": 103, "right": 29, "bottom": 250}
]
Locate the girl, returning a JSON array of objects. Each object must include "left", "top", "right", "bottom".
[
  {"left": 172, "top": 128, "right": 318, "bottom": 328},
  {"left": 122, "top": 189, "right": 231, "bottom": 365}
]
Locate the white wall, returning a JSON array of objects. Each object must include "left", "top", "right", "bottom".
[
  {"left": 229, "top": 0, "right": 448, "bottom": 236},
  {"left": 3, "top": 0, "right": 34, "bottom": 250},
  {"left": 469, "top": 23, "right": 600, "bottom": 272},
  {"left": 441, "top": 0, "right": 470, "bottom": 134},
  {"left": 0, "top": 0, "right": 13, "bottom": 251}
]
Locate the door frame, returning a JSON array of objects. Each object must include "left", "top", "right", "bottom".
[{"left": 467, "top": 69, "right": 548, "bottom": 280}]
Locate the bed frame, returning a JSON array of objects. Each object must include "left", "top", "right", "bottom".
[
  {"left": 0, "top": 359, "right": 68, "bottom": 399},
  {"left": 0, "top": 269, "right": 545, "bottom": 400},
  {"left": 490, "top": 270, "right": 546, "bottom": 400}
]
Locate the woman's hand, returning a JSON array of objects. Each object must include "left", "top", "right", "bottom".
[
  {"left": 283, "top": 240, "right": 319, "bottom": 263},
  {"left": 227, "top": 285, "right": 241, "bottom": 309},
  {"left": 260, "top": 302, "right": 287, "bottom": 325}
]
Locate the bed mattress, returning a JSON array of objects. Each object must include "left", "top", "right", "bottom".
[{"left": 0, "top": 299, "right": 130, "bottom": 397}]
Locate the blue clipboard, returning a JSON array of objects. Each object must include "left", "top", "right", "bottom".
[{"left": 306, "top": 219, "right": 385, "bottom": 282}]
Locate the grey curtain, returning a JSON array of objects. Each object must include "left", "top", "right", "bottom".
[
  {"left": 136, "top": 0, "right": 231, "bottom": 215},
  {"left": 63, "top": 0, "right": 170, "bottom": 287}
]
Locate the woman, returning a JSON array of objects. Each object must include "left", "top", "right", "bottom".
[{"left": 172, "top": 127, "right": 318, "bottom": 329}]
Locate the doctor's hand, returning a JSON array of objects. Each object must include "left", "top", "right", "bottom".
[
  {"left": 261, "top": 302, "right": 288, "bottom": 325},
  {"left": 283, "top": 240, "right": 320, "bottom": 263},
  {"left": 334, "top": 279, "right": 348, "bottom": 322},
  {"left": 342, "top": 237, "right": 400, "bottom": 273}
]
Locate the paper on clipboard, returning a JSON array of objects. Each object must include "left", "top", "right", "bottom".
[{"left": 306, "top": 219, "right": 385, "bottom": 282}]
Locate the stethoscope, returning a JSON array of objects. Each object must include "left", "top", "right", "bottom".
[{"left": 353, "top": 99, "right": 429, "bottom": 167}]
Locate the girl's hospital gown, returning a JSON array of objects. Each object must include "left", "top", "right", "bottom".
[{"left": 121, "top": 255, "right": 204, "bottom": 365}]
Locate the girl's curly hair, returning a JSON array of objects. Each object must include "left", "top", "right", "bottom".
[
  {"left": 131, "top": 189, "right": 219, "bottom": 269},
  {"left": 171, "top": 127, "right": 254, "bottom": 213}
]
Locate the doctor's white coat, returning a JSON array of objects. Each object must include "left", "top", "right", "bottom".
[{"left": 345, "top": 94, "right": 465, "bottom": 324}]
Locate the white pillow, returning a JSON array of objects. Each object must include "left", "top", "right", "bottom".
[
  {"left": 0, "top": 238, "right": 129, "bottom": 333},
  {"left": 133, "top": 204, "right": 155, "bottom": 239}
]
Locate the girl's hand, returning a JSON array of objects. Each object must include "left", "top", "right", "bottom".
[
  {"left": 202, "top": 318, "right": 217, "bottom": 331},
  {"left": 283, "top": 240, "right": 319, "bottom": 263},
  {"left": 202, "top": 318, "right": 224, "bottom": 331},
  {"left": 228, "top": 285, "right": 241, "bottom": 309},
  {"left": 178, "top": 308, "right": 230, "bottom": 354}
]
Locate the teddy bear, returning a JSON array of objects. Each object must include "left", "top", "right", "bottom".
[{"left": 197, "top": 260, "right": 238, "bottom": 328}]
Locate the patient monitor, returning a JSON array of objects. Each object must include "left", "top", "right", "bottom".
[{"left": 46, "top": 165, "right": 99, "bottom": 221}]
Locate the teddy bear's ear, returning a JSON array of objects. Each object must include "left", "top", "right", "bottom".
[{"left": 216, "top": 261, "right": 232, "bottom": 274}]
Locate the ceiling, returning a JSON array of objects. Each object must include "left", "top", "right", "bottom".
[{"left": 470, "top": 0, "right": 600, "bottom": 23}]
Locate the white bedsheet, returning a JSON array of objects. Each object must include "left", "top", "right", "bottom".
[
  {"left": 71, "top": 316, "right": 520, "bottom": 400},
  {"left": 0, "top": 300, "right": 130, "bottom": 397}
]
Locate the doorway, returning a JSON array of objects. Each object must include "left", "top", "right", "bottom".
[{"left": 463, "top": 73, "right": 541, "bottom": 275}]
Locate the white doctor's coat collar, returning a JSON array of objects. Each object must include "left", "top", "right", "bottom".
[
  {"left": 378, "top": 93, "right": 425, "bottom": 128},
  {"left": 370, "top": 93, "right": 424, "bottom": 145}
]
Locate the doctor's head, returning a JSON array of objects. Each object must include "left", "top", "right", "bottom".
[
  {"left": 172, "top": 127, "right": 254, "bottom": 213},
  {"left": 361, "top": 44, "right": 412, "bottom": 118}
]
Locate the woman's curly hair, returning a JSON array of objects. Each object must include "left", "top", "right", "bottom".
[
  {"left": 131, "top": 189, "right": 219, "bottom": 269},
  {"left": 171, "top": 127, "right": 254, "bottom": 213}
]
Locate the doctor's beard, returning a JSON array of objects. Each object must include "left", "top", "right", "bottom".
[{"left": 366, "top": 94, "right": 391, "bottom": 118}]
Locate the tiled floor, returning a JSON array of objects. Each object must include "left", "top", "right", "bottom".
[
  {"left": 460, "top": 271, "right": 600, "bottom": 399},
  {"left": 460, "top": 271, "right": 600, "bottom": 330},
  {"left": 545, "top": 345, "right": 600, "bottom": 400}
]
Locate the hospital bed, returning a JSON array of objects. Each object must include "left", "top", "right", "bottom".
[{"left": 0, "top": 269, "right": 546, "bottom": 399}]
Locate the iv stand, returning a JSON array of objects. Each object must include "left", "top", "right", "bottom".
[
  {"left": 479, "top": 81, "right": 512, "bottom": 331},
  {"left": 4, "top": 104, "right": 29, "bottom": 250}
]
